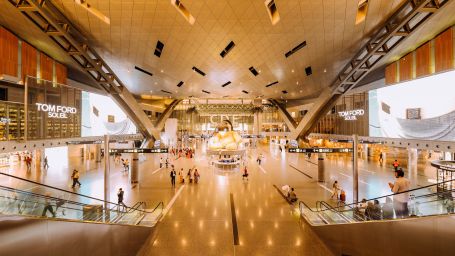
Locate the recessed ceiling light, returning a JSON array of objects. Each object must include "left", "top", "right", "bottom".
[
  {"left": 150, "top": 90, "right": 153, "bottom": 93},
  {"left": 258, "top": 70, "right": 262, "bottom": 73},
  {"left": 291, "top": 69, "right": 294, "bottom": 73},
  {"left": 296, "top": 81, "right": 299, "bottom": 85},
  {"left": 161, "top": 69, "right": 164, "bottom": 73},
  {"left": 324, "top": 69, "right": 327, "bottom": 73},
  {"left": 299, "top": 90, "right": 303, "bottom": 93},
  {"left": 154, "top": 82, "right": 157, "bottom": 85}
]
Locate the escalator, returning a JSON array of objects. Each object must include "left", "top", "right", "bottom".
[
  {"left": 0, "top": 172, "right": 164, "bottom": 255},
  {"left": 298, "top": 179, "right": 455, "bottom": 256}
]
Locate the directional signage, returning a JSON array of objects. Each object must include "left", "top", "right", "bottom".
[
  {"left": 288, "top": 148, "right": 353, "bottom": 153},
  {"left": 108, "top": 148, "right": 168, "bottom": 154}
]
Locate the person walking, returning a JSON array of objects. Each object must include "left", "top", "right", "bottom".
[
  {"left": 43, "top": 156, "right": 49, "bottom": 170},
  {"left": 331, "top": 180, "right": 340, "bottom": 200},
  {"left": 242, "top": 167, "right": 249, "bottom": 180},
  {"left": 117, "top": 188, "right": 127, "bottom": 212},
  {"left": 71, "top": 169, "right": 81, "bottom": 188},
  {"left": 392, "top": 160, "right": 400, "bottom": 171},
  {"left": 25, "top": 156, "right": 32, "bottom": 171},
  {"left": 41, "top": 193, "right": 56, "bottom": 217},
  {"left": 257, "top": 154, "right": 262, "bottom": 165},
  {"left": 388, "top": 168, "right": 411, "bottom": 218},
  {"left": 160, "top": 157, "right": 163, "bottom": 168},
  {"left": 194, "top": 169, "right": 200, "bottom": 184},
  {"left": 170, "top": 168, "right": 176, "bottom": 187},
  {"left": 187, "top": 168, "right": 193, "bottom": 183},
  {"left": 379, "top": 152, "right": 383, "bottom": 165}
]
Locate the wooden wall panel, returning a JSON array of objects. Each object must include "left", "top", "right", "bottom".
[
  {"left": 21, "top": 41, "right": 37, "bottom": 81},
  {"left": 385, "top": 61, "right": 397, "bottom": 85},
  {"left": 55, "top": 62, "right": 67, "bottom": 84},
  {"left": 435, "top": 27, "right": 454, "bottom": 72},
  {"left": 40, "top": 52, "right": 53, "bottom": 81},
  {"left": 415, "top": 42, "right": 431, "bottom": 78},
  {"left": 0, "top": 27, "right": 19, "bottom": 77},
  {"left": 399, "top": 53, "right": 413, "bottom": 82}
]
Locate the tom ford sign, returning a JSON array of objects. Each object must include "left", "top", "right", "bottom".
[
  {"left": 36, "top": 103, "right": 77, "bottom": 118},
  {"left": 338, "top": 109, "right": 365, "bottom": 121}
]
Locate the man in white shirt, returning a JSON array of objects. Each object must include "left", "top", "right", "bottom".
[{"left": 388, "top": 169, "right": 411, "bottom": 218}]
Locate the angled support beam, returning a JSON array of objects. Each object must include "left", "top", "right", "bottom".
[
  {"left": 268, "top": 99, "right": 297, "bottom": 132},
  {"left": 8, "top": 0, "right": 158, "bottom": 140},
  {"left": 289, "top": 0, "right": 450, "bottom": 140},
  {"left": 153, "top": 99, "right": 182, "bottom": 139}
]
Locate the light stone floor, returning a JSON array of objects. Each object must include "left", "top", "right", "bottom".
[{"left": 0, "top": 141, "right": 439, "bottom": 255}]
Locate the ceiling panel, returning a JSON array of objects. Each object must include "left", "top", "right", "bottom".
[{"left": 0, "top": 0, "right": 453, "bottom": 100}]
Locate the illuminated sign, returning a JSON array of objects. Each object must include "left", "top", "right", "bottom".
[
  {"left": 338, "top": 109, "right": 364, "bottom": 120},
  {"left": 0, "top": 117, "right": 10, "bottom": 124},
  {"left": 108, "top": 148, "right": 168, "bottom": 154},
  {"left": 289, "top": 148, "right": 353, "bottom": 153},
  {"left": 36, "top": 103, "right": 77, "bottom": 119}
]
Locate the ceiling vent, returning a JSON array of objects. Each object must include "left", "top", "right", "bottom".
[
  {"left": 249, "top": 66, "right": 259, "bottom": 76},
  {"left": 356, "top": 0, "right": 369, "bottom": 24},
  {"left": 202, "top": 90, "right": 210, "bottom": 94},
  {"left": 192, "top": 66, "right": 206, "bottom": 76},
  {"left": 305, "top": 66, "right": 312, "bottom": 76},
  {"left": 264, "top": 0, "right": 280, "bottom": 25},
  {"left": 221, "top": 81, "right": 231, "bottom": 87},
  {"left": 282, "top": 90, "right": 288, "bottom": 94},
  {"left": 161, "top": 90, "right": 172, "bottom": 94},
  {"left": 265, "top": 81, "right": 279, "bottom": 87},
  {"left": 171, "top": 0, "right": 195, "bottom": 25},
  {"left": 177, "top": 81, "right": 184, "bottom": 87},
  {"left": 242, "top": 90, "right": 249, "bottom": 94},
  {"left": 135, "top": 66, "right": 153, "bottom": 77},
  {"left": 284, "top": 41, "right": 307, "bottom": 58},
  {"left": 154, "top": 40, "right": 164, "bottom": 57},
  {"left": 220, "top": 41, "right": 235, "bottom": 58}
]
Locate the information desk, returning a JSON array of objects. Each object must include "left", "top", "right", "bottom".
[{"left": 213, "top": 160, "right": 240, "bottom": 169}]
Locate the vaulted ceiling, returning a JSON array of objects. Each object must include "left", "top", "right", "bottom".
[{"left": 1, "top": 0, "right": 454, "bottom": 100}]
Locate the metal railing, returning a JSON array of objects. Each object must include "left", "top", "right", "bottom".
[
  {"left": 0, "top": 172, "right": 164, "bottom": 226},
  {"left": 299, "top": 179, "right": 455, "bottom": 225}
]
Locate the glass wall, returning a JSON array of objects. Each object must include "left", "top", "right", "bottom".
[
  {"left": 369, "top": 70, "right": 455, "bottom": 141},
  {"left": 81, "top": 91, "right": 137, "bottom": 136},
  {"left": 26, "top": 77, "right": 81, "bottom": 140}
]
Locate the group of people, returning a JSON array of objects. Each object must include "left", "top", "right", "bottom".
[
  {"left": 170, "top": 167, "right": 200, "bottom": 187},
  {"left": 169, "top": 147, "right": 195, "bottom": 159},
  {"left": 282, "top": 185, "right": 298, "bottom": 203}
]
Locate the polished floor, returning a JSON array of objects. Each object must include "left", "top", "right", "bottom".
[{"left": 0, "top": 142, "right": 440, "bottom": 255}]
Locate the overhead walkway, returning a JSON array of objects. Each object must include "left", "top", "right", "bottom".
[{"left": 299, "top": 179, "right": 455, "bottom": 255}]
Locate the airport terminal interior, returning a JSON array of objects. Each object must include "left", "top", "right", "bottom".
[{"left": 1, "top": 0, "right": 455, "bottom": 255}]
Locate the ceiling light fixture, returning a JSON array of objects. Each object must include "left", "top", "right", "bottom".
[
  {"left": 265, "top": 0, "right": 280, "bottom": 25},
  {"left": 356, "top": 0, "right": 369, "bottom": 24},
  {"left": 74, "top": 0, "right": 110, "bottom": 24},
  {"left": 171, "top": 0, "right": 196, "bottom": 25}
]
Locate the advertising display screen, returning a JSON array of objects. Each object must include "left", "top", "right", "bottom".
[
  {"left": 369, "top": 70, "right": 455, "bottom": 141},
  {"left": 81, "top": 92, "right": 137, "bottom": 136}
]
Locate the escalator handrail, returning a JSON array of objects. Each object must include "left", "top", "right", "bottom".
[
  {"left": 299, "top": 178, "right": 455, "bottom": 214},
  {"left": 0, "top": 185, "right": 97, "bottom": 208},
  {"left": 0, "top": 172, "right": 153, "bottom": 214}
]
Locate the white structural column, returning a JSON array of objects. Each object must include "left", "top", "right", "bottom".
[
  {"left": 407, "top": 148, "right": 418, "bottom": 180},
  {"left": 130, "top": 152, "right": 139, "bottom": 184},
  {"left": 317, "top": 153, "right": 325, "bottom": 182},
  {"left": 34, "top": 148, "right": 42, "bottom": 172},
  {"left": 95, "top": 144, "right": 101, "bottom": 162},
  {"left": 352, "top": 134, "right": 359, "bottom": 204},
  {"left": 104, "top": 135, "right": 110, "bottom": 219}
]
